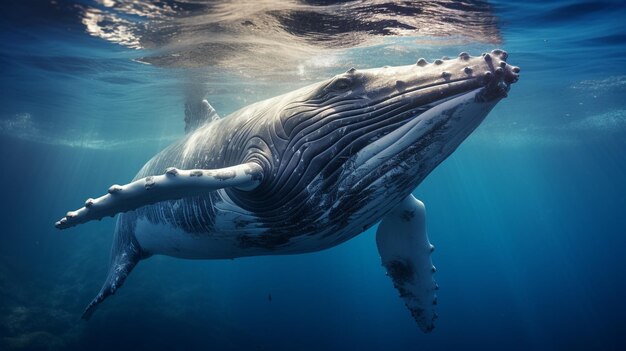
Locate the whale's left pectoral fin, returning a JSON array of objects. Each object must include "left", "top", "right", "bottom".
[
  {"left": 55, "top": 162, "right": 264, "bottom": 230},
  {"left": 376, "top": 194, "right": 438, "bottom": 333}
]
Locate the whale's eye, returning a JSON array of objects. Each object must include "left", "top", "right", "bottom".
[{"left": 330, "top": 77, "right": 352, "bottom": 91}]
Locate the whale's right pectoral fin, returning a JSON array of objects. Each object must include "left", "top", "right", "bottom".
[
  {"left": 55, "top": 162, "right": 264, "bottom": 230},
  {"left": 376, "top": 194, "right": 438, "bottom": 333}
]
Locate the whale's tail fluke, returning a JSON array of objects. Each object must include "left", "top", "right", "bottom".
[{"left": 82, "top": 217, "right": 143, "bottom": 320}]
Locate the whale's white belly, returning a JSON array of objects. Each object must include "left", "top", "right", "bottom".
[{"left": 134, "top": 217, "right": 240, "bottom": 259}]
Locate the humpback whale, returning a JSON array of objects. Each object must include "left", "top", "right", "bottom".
[{"left": 55, "top": 50, "right": 519, "bottom": 332}]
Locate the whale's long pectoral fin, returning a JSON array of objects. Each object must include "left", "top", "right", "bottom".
[
  {"left": 55, "top": 162, "right": 264, "bottom": 230},
  {"left": 376, "top": 194, "right": 438, "bottom": 333}
]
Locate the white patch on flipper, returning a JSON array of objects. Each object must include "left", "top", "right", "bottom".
[{"left": 376, "top": 195, "right": 437, "bottom": 333}]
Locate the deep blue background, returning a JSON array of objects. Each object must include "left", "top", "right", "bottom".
[{"left": 1, "top": 0, "right": 625, "bottom": 350}]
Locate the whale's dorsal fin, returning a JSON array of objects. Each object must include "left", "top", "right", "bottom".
[
  {"left": 184, "top": 99, "right": 220, "bottom": 133},
  {"left": 376, "top": 194, "right": 438, "bottom": 333},
  {"left": 54, "top": 162, "right": 264, "bottom": 230}
]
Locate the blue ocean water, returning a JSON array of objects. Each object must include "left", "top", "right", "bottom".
[{"left": 1, "top": 0, "right": 626, "bottom": 350}]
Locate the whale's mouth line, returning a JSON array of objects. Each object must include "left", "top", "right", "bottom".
[
  {"left": 406, "top": 89, "right": 478, "bottom": 118},
  {"left": 398, "top": 76, "right": 474, "bottom": 96},
  {"left": 390, "top": 73, "right": 511, "bottom": 114},
  {"left": 372, "top": 77, "right": 493, "bottom": 124},
  {"left": 381, "top": 83, "right": 487, "bottom": 127},
  {"left": 364, "top": 76, "right": 477, "bottom": 109}
]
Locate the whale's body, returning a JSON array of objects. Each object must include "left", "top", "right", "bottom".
[{"left": 56, "top": 50, "right": 520, "bottom": 331}]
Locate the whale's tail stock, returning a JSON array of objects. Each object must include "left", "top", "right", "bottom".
[{"left": 82, "top": 216, "right": 143, "bottom": 320}]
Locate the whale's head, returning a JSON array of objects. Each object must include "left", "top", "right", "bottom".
[
  {"left": 309, "top": 49, "right": 521, "bottom": 188},
  {"left": 232, "top": 50, "right": 519, "bottom": 244},
  {"left": 305, "top": 50, "right": 519, "bottom": 157},
  {"left": 254, "top": 50, "right": 519, "bottom": 191}
]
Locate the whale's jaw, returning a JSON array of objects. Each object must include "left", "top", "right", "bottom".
[{"left": 334, "top": 50, "right": 520, "bottom": 203}]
